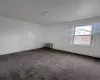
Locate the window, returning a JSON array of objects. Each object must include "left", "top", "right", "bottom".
[{"left": 73, "top": 25, "right": 93, "bottom": 45}]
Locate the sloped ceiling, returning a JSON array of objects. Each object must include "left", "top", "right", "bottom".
[{"left": 0, "top": 0, "right": 100, "bottom": 24}]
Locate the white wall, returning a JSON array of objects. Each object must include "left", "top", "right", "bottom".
[
  {"left": 45, "top": 17, "right": 100, "bottom": 57},
  {"left": 0, "top": 15, "right": 100, "bottom": 57},
  {"left": 0, "top": 16, "right": 45, "bottom": 55}
]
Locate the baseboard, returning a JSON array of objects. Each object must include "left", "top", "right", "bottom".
[
  {"left": 0, "top": 47, "right": 44, "bottom": 56},
  {"left": 43, "top": 47, "right": 100, "bottom": 60}
]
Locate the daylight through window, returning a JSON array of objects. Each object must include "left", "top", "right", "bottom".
[{"left": 74, "top": 25, "right": 93, "bottom": 45}]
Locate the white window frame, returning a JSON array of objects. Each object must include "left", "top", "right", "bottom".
[{"left": 73, "top": 25, "right": 94, "bottom": 46}]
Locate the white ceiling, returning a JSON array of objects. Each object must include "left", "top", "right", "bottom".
[{"left": 0, "top": 0, "right": 100, "bottom": 24}]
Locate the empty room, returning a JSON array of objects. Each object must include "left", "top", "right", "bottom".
[{"left": 0, "top": 0, "right": 100, "bottom": 80}]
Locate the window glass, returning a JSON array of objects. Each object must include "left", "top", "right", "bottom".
[
  {"left": 75, "top": 25, "right": 92, "bottom": 35},
  {"left": 74, "top": 25, "right": 93, "bottom": 45}
]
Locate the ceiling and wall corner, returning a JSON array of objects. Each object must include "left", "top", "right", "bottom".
[
  {"left": 44, "top": 17, "right": 100, "bottom": 58},
  {"left": 0, "top": 0, "right": 100, "bottom": 57},
  {"left": 0, "top": 0, "right": 100, "bottom": 24}
]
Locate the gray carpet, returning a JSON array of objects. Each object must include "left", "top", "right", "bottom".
[{"left": 0, "top": 48, "right": 100, "bottom": 80}]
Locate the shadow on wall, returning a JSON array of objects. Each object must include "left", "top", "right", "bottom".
[{"left": 0, "top": 67, "right": 60, "bottom": 80}]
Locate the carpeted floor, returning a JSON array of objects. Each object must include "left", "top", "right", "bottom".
[{"left": 0, "top": 48, "right": 100, "bottom": 80}]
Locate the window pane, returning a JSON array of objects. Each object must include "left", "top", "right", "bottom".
[
  {"left": 74, "top": 36, "right": 91, "bottom": 45},
  {"left": 75, "top": 25, "right": 92, "bottom": 35}
]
